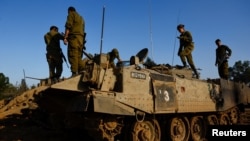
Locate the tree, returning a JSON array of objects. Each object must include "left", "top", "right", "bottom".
[
  {"left": 229, "top": 60, "right": 250, "bottom": 84},
  {"left": 0, "top": 73, "right": 10, "bottom": 94}
]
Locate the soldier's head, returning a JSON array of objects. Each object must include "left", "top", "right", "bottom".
[
  {"left": 215, "top": 39, "right": 221, "bottom": 46},
  {"left": 111, "top": 48, "right": 119, "bottom": 57},
  {"left": 177, "top": 24, "right": 185, "bottom": 33},
  {"left": 50, "top": 26, "right": 58, "bottom": 32},
  {"left": 68, "top": 6, "right": 76, "bottom": 13}
]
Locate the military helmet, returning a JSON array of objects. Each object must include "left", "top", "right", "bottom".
[
  {"left": 68, "top": 6, "right": 76, "bottom": 12},
  {"left": 50, "top": 26, "right": 58, "bottom": 31},
  {"left": 111, "top": 48, "right": 119, "bottom": 56},
  {"left": 215, "top": 39, "right": 221, "bottom": 44},
  {"left": 177, "top": 24, "right": 184, "bottom": 30},
  {"left": 112, "top": 48, "right": 118, "bottom": 53}
]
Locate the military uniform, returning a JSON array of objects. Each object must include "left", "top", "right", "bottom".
[
  {"left": 215, "top": 41, "right": 232, "bottom": 79},
  {"left": 177, "top": 24, "right": 199, "bottom": 78},
  {"left": 65, "top": 7, "right": 85, "bottom": 75},
  {"left": 44, "top": 26, "right": 64, "bottom": 80},
  {"left": 107, "top": 48, "right": 121, "bottom": 68}
]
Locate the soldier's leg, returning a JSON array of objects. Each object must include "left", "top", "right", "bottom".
[
  {"left": 76, "top": 36, "right": 85, "bottom": 72},
  {"left": 68, "top": 39, "right": 79, "bottom": 76},
  {"left": 186, "top": 53, "right": 199, "bottom": 79},
  {"left": 180, "top": 47, "right": 192, "bottom": 67},
  {"left": 179, "top": 55, "right": 187, "bottom": 67},
  {"left": 218, "top": 65, "right": 224, "bottom": 78},
  {"left": 77, "top": 46, "right": 85, "bottom": 72},
  {"left": 50, "top": 59, "right": 57, "bottom": 79},
  {"left": 180, "top": 51, "right": 187, "bottom": 67},
  {"left": 47, "top": 55, "right": 54, "bottom": 78},
  {"left": 222, "top": 61, "right": 229, "bottom": 79},
  {"left": 55, "top": 59, "right": 63, "bottom": 79}
]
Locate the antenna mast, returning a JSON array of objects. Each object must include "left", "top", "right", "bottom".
[
  {"left": 171, "top": 10, "right": 181, "bottom": 66},
  {"left": 97, "top": 6, "right": 106, "bottom": 89},
  {"left": 100, "top": 6, "right": 105, "bottom": 55},
  {"left": 23, "top": 69, "right": 27, "bottom": 90},
  {"left": 148, "top": 0, "right": 154, "bottom": 60}
]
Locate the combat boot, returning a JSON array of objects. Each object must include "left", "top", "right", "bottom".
[
  {"left": 190, "top": 65, "right": 199, "bottom": 79},
  {"left": 181, "top": 62, "right": 188, "bottom": 69},
  {"left": 71, "top": 72, "right": 78, "bottom": 77},
  {"left": 194, "top": 70, "right": 200, "bottom": 79}
]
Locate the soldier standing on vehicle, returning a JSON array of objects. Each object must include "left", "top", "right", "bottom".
[
  {"left": 107, "top": 48, "right": 122, "bottom": 68},
  {"left": 215, "top": 39, "right": 232, "bottom": 79},
  {"left": 44, "top": 26, "right": 64, "bottom": 82},
  {"left": 63, "top": 6, "right": 86, "bottom": 77},
  {"left": 177, "top": 24, "right": 199, "bottom": 79}
]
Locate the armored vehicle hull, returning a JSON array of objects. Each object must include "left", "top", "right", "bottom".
[{"left": 1, "top": 48, "right": 250, "bottom": 141}]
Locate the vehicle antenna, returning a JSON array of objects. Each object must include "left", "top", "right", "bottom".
[
  {"left": 98, "top": 6, "right": 106, "bottom": 89},
  {"left": 171, "top": 9, "right": 181, "bottom": 66},
  {"left": 148, "top": 0, "right": 154, "bottom": 60},
  {"left": 99, "top": 5, "right": 105, "bottom": 55},
  {"left": 23, "top": 69, "right": 27, "bottom": 91}
]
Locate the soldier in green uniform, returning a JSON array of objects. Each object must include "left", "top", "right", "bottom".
[
  {"left": 63, "top": 6, "right": 86, "bottom": 77},
  {"left": 107, "top": 48, "right": 122, "bottom": 68},
  {"left": 177, "top": 24, "right": 199, "bottom": 79},
  {"left": 44, "top": 26, "right": 64, "bottom": 82},
  {"left": 215, "top": 39, "right": 232, "bottom": 79}
]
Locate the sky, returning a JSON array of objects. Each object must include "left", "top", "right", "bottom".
[{"left": 0, "top": 0, "right": 249, "bottom": 87}]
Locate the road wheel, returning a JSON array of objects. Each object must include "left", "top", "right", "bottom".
[
  {"left": 230, "top": 107, "right": 239, "bottom": 124},
  {"left": 219, "top": 113, "right": 231, "bottom": 125},
  {"left": 131, "top": 119, "right": 161, "bottom": 141},
  {"left": 207, "top": 115, "right": 219, "bottom": 125},
  {"left": 190, "top": 116, "right": 206, "bottom": 141},
  {"left": 169, "top": 116, "right": 190, "bottom": 141}
]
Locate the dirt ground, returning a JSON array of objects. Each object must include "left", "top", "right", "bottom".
[{"left": 0, "top": 115, "right": 94, "bottom": 141}]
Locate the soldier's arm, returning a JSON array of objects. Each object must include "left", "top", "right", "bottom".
[
  {"left": 177, "top": 44, "right": 183, "bottom": 56},
  {"left": 226, "top": 46, "right": 232, "bottom": 56},
  {"left": 215, "top": 50, "right": 218, "bottom": 65},
  {"left": 181, "top": 31, "right": 193, "bottom": 42},
  {"left": 44, "top": 34, "right": 50, "bottom": 45},
  {"left": 64, "top": 13, "right": 74, "bottom": 40},
  {"left": 117, "top": 55, "right": 122, "bottom": 62}
]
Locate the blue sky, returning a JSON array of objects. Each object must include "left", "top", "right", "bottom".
[{"left": 0, "top": 0, "right": 249, "bottom": 87}]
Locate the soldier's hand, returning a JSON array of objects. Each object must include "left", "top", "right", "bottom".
[
  {"left": 177, "top": 36, "right": 181, "bottom": 39},
  {"left": 63, "top": 38, "right": 68, "bottom": 45}
]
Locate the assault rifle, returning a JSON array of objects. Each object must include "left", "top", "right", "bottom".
[
  {"left": 61, "top": 50, "right": 69, "bottom": 68},
  {"left": 217, "top": 53, "right": 229, "bottom": 67},
  {"left": 83, "top": 32, "right": 87, "bottom": 50}
]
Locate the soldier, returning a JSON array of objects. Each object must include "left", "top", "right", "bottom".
[
  {"left": 63, "top": 6, "right": 86, "bottom": 77},
  {"left": 215, "top": 39, "right": 232, "bottom": 79},
  {"left": 44, "top": 26, "right": 64, "bottom": 82},
  {"left": 107, "top": 48, "right": 122, "bottom": 68},
  {"left": 177, "top": 24, "right": 199, "bottom": 79}
]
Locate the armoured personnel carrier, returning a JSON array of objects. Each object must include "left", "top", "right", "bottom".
[{"left": 0, "top": 48, "right": 250, "bottom": 141}]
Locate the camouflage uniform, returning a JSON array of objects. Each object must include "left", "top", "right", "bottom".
[
  {"left": 44, "top": 26, "right": 64, "bottom": 80},
  {"left": 64, "top": 7, "right": 85, "bottom": 75},
  {"left": 215, "top": 39, "right": 232, "bottom": 79},
  {"left": 177, "top": 24, "right": 199, "bottom": 78},
  {"left": 107, "top": 48, "right": 121, "bottom": 68}
]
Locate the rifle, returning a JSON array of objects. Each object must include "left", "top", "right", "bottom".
[
  {"left": 218, "top": 53, "right": 229, "bottom": 67},
  {"left": 61, "top": 50, "right": 69, "bottom": 68},
  {"left": 83, "top": 32, "right": 87, "bottom": 50},
  {"left": 82, "top": 50, "right": 93, "bottom": 60}
]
